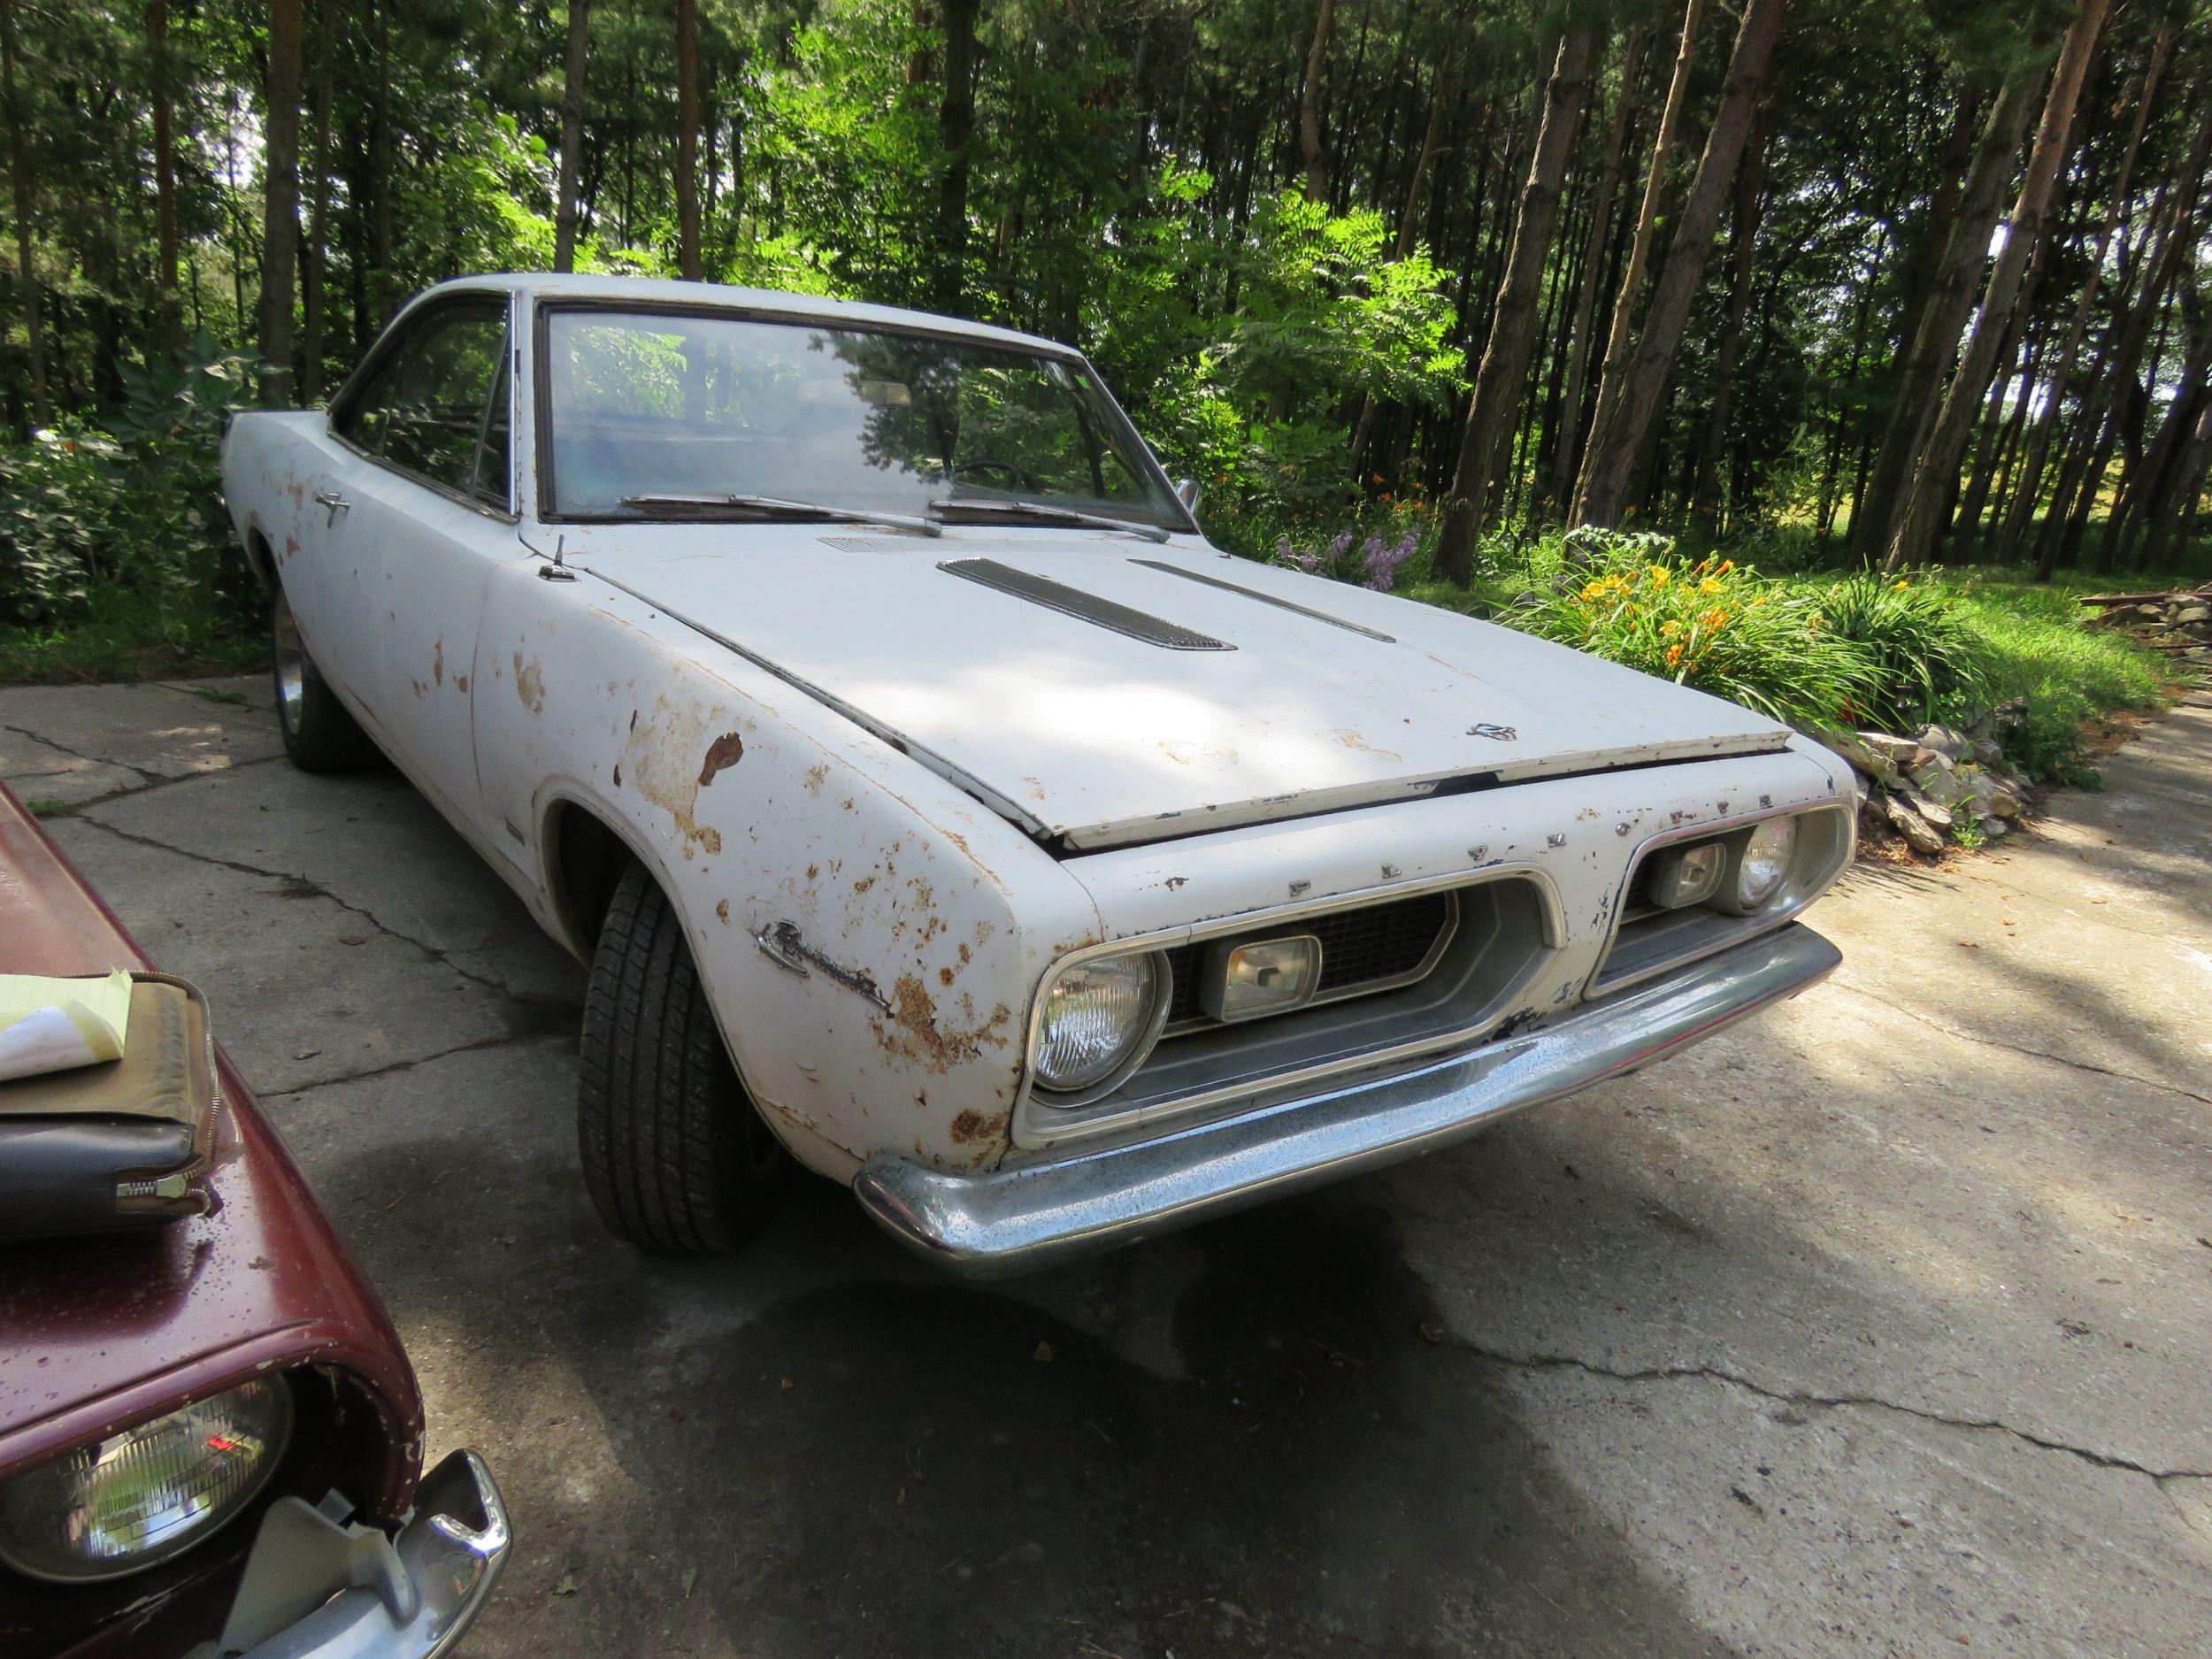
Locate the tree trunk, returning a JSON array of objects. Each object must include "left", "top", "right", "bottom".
[
  {"left": 554, "top": 0, "right": 591, "bottom": 273},
  {"left": 1851, "top": 70, "right": 2039, "bottom": 561},
  {"left": 0, "top": 0, "right": 48, "bottom": 426},
  {"left": 1549, "top": 25, "right": 1646, "bottom": 514},
  {"left": 2035, "top": 109, "right": 2212, "bottom": 580},
  {"left": 934, "top": 0, "right": 981, "bottom": 312},
  {"left": 2108, "top": 311, "right": 2212, "bottom": 567},
  {"left": 1993, "top": 34, "right": 2167, "bottom": 564},
  {"left": 1885, "top": 0, "right": 2108, "bottom": 571},
  {"left": 1691, "top": 106, "right": 1768, "bottom": 529},
  {"left": 1298, "top": 0, "right": 1336, "bottom": 204},
  {"left": 300, "top": 2, "right": 335, "bottom": 401},
  {"left": 2138, "top": 385, "right": 2212, "bottom": 569},
  {"left": 258, "top": 0, "right": 304, "bottom": 405},
  {"left": 675, "top": 0, "right": 703, "bottom": 280},
  {"left": 1433, "top": 27, "right": 1599, "bottom": 579},
  {"left": 148, "top": 0, "right": 181, "bottom": 350},
  {"left": 1576, "top": 0, "right": 1784, "bottom": 530},
  {"left": 1571, "top": 0, "right": 1706, "bottom": 525}
]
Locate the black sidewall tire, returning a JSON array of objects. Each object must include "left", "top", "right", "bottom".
[
  {"left": 273, "top": 588, "right": 380, "bottom": 772},
  {"left": 578, "top": 864, "right": 792, "bottom": 1252}
]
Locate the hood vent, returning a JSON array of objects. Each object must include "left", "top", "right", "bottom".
[
  {"left": 938, "top": 557, "right": 1234, "bottom": 652},
  {"left": 1128, "top": 557, "right": 1396, "bottom": 642}
]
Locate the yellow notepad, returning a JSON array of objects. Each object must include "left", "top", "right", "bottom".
[{"left": 0, "top": 972, "right": 134, "bottom": 1083}]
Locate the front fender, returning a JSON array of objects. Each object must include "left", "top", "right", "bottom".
[{"left": 479, "top": 564, "right": 1101, "bottom": 1178}]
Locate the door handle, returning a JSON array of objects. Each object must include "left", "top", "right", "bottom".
[{"left": 313, "top": 489, "right": 350, "bottom": 526}]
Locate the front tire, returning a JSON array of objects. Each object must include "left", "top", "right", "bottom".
[
  {"left": 272, "top": 586, "right": 380, "bottom": 772},
  {"left": 578, "top": 864, "right": 791, "bottom": 1251}
]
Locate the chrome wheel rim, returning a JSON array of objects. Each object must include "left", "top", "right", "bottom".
[{"left": 273, "top": 596, "right": 306, "bottom": 736}]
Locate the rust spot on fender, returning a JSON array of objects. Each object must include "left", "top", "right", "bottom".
[
  {"left": 697, "top": 732, "right": 745, "bottom": 786},
  {"left": 938, "top": 966, "right": 956, "bottom": 987},
  {"left": 873, "top": 976, "right": 1012, "bottom": 1073},
  {"left": 715, "top": 899, "right": 730, "bottom": 923},
  {"left": 455, "top": 674, "right": 469, "bottom": 693},
  {"left": 432, "top": 639, "right": 444, "bottom": 687},
  {"left": 611, "top": 762, "right": 622, "bottom": 787},
  {"left": 623, "top": 696, "right": 725, "bottom": 857},
  {"left": 949, "top": 1109, "right": 1007, "bottom": 1145},
  {"left": 803, "top": 763, "right": 829, "bottom": 795},
  {"left": 512, "top": 653, "right": 545, "bottom": 714}
]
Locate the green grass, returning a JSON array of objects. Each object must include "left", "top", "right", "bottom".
[
  {"left": 0, "top": 587, "right": 264, "bottom": 687},
  {"left": 22, "top": 796, "right": 72, "bottom": 818}
]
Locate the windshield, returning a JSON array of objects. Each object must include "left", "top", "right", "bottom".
[{"left": 541, "top": 308, "right": 1183, "bottom": 527}]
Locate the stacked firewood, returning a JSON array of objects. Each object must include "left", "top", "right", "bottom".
[{"left": 2080, "top": 585, "right": 2212, "bottom": 656}]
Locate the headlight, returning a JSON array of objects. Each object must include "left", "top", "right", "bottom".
[
  {"left": 0, "top": 1377, "right": 294, "bottom": 1582},
  {"left": 1723, "top": 815, "right": 1799, "bottom": 913},
  {"left": 1033, "top": 952, "right": 1164, "bottom": 1094}
]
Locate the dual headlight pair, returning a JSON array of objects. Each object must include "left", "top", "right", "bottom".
[
  {"left": 0, "top": 1376, "right": 293, "bottom": 1583},
  {"left": 1033, "top": 934, "right": 1313, "bottom": 1097},
  {"left": 1641, "top": 814, "right": 1801, "bottom": 916}
]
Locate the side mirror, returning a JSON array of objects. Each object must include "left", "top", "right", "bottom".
[{"left": 1174, "top": 476, "right": 1202, "bottom": 514}]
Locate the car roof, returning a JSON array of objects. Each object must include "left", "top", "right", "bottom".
[{"left": 416, "top": 273, "right": 1080, "bottom": 358}]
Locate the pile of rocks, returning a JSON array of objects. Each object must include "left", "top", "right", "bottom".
[
  {"left": 2082, "top": 586, "right": 2212, "bottom": 660},
  {"left": 1818, "top": 713, "right": 2031, "bottom": 858}
]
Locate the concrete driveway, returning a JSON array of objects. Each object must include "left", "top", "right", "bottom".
[{"left": 4, "top": 677, "right": 2209, "bottom": 1658}]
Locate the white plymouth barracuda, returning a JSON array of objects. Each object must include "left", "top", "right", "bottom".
[{"left": 220, "top": 274, "right": 1854, "bottom": 1277}]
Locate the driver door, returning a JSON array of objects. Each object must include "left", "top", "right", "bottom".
[{"left": 326, "top": 296, "right": 527, "bottom": 864}]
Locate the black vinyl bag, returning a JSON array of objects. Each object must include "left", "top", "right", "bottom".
[{"left": 0, "top": 972, "right": 218, "bottom": 1240}]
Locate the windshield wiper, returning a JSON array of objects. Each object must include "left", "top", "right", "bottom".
[
  {"left": 926, "top": 497, "right": 1171, "bottom": 543},
  {"left": 618, "top": 492, "right": 942, "bottom": 537}
]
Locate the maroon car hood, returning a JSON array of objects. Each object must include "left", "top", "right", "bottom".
[{"left": 0, "top": 787, "right": 421, "bottom": 1520}]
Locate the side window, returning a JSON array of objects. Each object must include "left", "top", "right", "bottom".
[{"left": 338, "top": 304, "right": 511, "bottom": 508}]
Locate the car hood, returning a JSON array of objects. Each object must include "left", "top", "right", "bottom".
[{"left": 565, "top": 528, "right": 1793, "bottom": 850}]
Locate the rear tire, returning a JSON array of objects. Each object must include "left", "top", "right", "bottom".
[
  {"left": 578, "top": 864, "right": 791, "bottom": 1251},
  {"left": 273, "top": 586, "right": 380, "bottom": 772}
]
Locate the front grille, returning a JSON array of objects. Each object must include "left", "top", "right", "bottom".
[
  {"left": 1160, "top": 889, "right": 1457, "bottom": 1033},
  {"left": 1018, "top": 873, "right": 1557, "bottom": 1148}
]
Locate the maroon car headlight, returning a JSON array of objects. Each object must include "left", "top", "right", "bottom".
[{"left": 0, "top": 1377, "right": 294, "bottom": 1582}]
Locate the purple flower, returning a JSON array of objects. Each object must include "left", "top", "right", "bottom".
[{"left": 1361, "top": 529, "right": 1418, "bottom": 592}]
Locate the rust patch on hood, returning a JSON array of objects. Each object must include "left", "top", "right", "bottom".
[
  {"left": 874, "top": 976, "right": 1012, "bottom": 1074},
  {"left": 697, "top": 732, "right": 745, "bottom": 786}
]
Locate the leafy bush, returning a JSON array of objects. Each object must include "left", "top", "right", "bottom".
[
  {"left": 1505, "top": 530, "right": 1880, "bottom": 729},
  {"left": 0, "top": 339, "right": 257, "bottom": 664},
  {"left": 1806, "top": 572, "right": 1994, "bottom": 733}
]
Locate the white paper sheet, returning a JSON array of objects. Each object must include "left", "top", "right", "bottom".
[{"left": 0, "top": 972, "right": 134, "bottom": 1083}]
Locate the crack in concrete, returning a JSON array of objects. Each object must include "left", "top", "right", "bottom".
[
  {"left": 1445, "top": 1337, "right": 2212, "bottom": 1483},
  {"left": 73, "top": 814, "right": 569, "bottom": 1018},
  {"left": 263, "top": 1029, "right": 571, "bottom": 1101},
  {"left": 1, "top": 721, "right": 154, "bottom": 785},
  {"left": 15, "top": 752, "right": 289, "bottom": 817},
  {"left": 1832, "top": 979, "right": 2212, "bottom": 1108}
]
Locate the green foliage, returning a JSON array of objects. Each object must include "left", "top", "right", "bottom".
[
  {"left": 0, "top": 340, "right": 255, "bottom": 641},
  {"left": 1802, "top": 572, "right": 1995, "bottom": 732},
  {"left": 1503, "top": 529, "right": 1882, "bottom": 731},
  {"left": 1094, "top": 173, "right": 1463, "bottom": 539},
  {"left": 1402, "top": 527, "right": 2169, "bottom": 782}
]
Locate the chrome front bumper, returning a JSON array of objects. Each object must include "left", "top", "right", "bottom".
[
  {"left": 201, "top": 1449, "right": 509, "bottom": 1659},
  {"left": 855, "top": 924, "right": 1840, "bottom": 1278}
]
